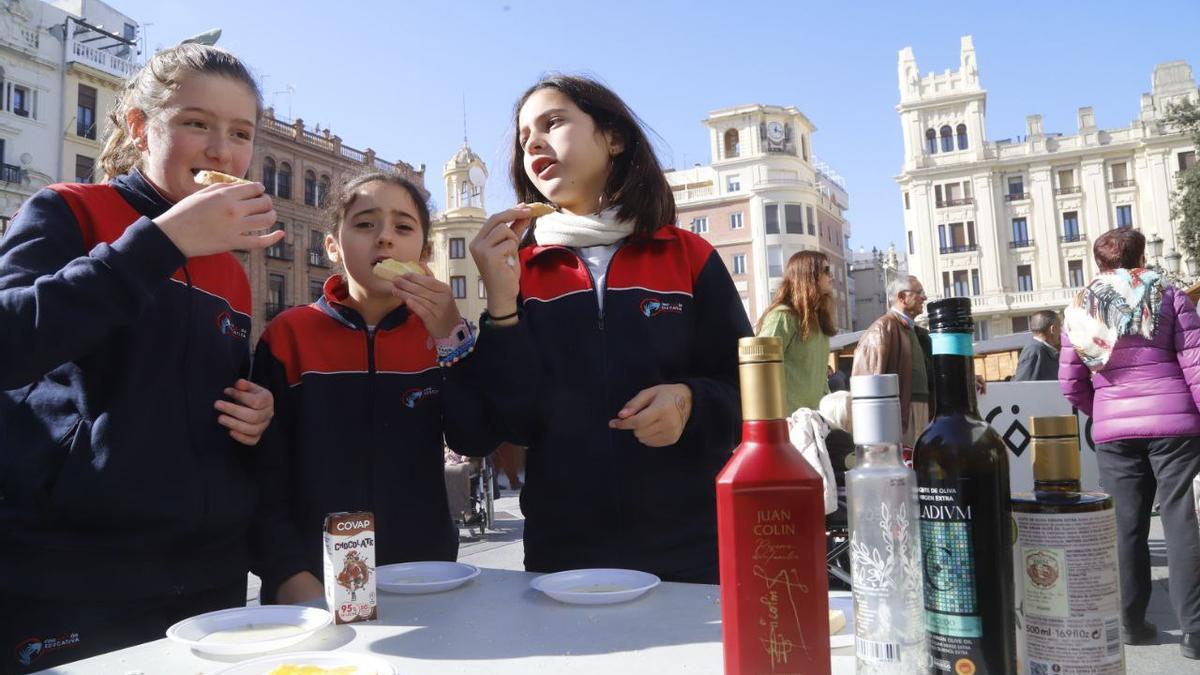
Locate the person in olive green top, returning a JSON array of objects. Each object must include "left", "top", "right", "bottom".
[{"left": 756, "top": 251, "right": 839, "bottom": 414}]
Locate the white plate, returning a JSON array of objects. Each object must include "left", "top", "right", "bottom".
[
  {"left": 165, "top": 605, "right": 332, "bottom": 656},
  {"left": 212, "top": 650, "right": 397, "bottom": 675},
  {"left": 376, "top": 561, "right": 481, "bottom": 594},
  {"left": 530, "top": 568, "right": 661, "bottom": 605},
  {"left": 828, "top": 594, "right": 855, "bottom": 649}
]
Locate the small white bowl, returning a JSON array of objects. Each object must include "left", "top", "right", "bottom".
[
  {"left": 530, "top": 568, "right": 661, "bottom": 605},
  {"left": 376, "top": 561, "right": 481, "bottom": 594},
  {"left": 165, "top": 605, "right": 331, "bottom": 656},
  {"left": 212, "top": 650, "right": 397, "bottom": 675}
]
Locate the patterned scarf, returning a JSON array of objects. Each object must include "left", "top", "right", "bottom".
[
  {"left": 533, "top": 208, "right": 635, "bottom": 248},
  {"left": 1063, "top": 268, "right": 1165, "bottom": 371}
]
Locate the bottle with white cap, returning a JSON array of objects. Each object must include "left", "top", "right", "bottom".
[{"left": 848, "top": 374, "right": 929, "bottom": 674}]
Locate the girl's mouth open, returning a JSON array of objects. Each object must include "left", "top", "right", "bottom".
[{"left": 531, "top": 156, "right": 558, "bottom": 179}]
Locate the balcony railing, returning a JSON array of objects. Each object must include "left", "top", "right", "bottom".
[
  {"left": 1008, "top": 239, "right": 1035, "bottom": 249},
  {"left": 1054, "top": 186, "right": 1082, "bottom": 195},
  {"left": 265, "top": 242, "right": 294, "bottom": 261},
  {"left": 1004, "top": 192, "right": 1030, "bottom": 202},
  {"left": 1108, "top": 180, "right": 1136, "bottom": 189},
  {"left": 939, "top": 244, "right": 979, "bottom": 254},
  {"left": 1059, "top": 233, "right": 1087, "bottom": 243},
  {"left": 265, "top": 302, "right": 290, "bottom": 320},
  {"left": 937, "top": 197, "right": 975, "bottom": 208},
  {"left": 307, "top": 249, "right": 329, "bottom": 268},
  {"left": 0, "top": 163, "right": 22, "bottom": 184},
  {"left": 68, "top": 38, "right": 138, "bottom": 79}
]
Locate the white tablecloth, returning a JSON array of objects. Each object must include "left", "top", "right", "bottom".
[{"left": 48, "top": 566, "right": 855, "bottom": 674}]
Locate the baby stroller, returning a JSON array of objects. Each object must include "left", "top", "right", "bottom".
[
  {"left": 825, "top": 428, "right": 853, "bottom": 589},
  {"left": 444, "top": 454, "right": 495, "bottom": 538}
]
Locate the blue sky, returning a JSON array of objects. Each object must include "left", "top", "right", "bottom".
[{"left": 114, "top": 0, "right": 1199, "bottom": 251}]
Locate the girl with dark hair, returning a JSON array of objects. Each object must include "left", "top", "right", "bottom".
[
  {"left": 0, "top": 45, "right": 281, "bottom": 671},
  {"left": 249, "top": 172, "right": 499, "bottom": 604},
  {"left": 1060, "top": 227, "right": 1200, "bottom": 659},
  {"left": 756, "top": 250, "right": 838, "bottom": 413},
  {"left": 469, "top": 74, "right": 752, "bottom": 583}
]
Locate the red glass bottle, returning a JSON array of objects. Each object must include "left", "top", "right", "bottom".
[{"left": 717, "top": 336, "right": 831, "bottom": 675}]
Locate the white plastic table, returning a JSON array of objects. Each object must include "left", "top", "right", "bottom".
[{"left": 47, "top": 566, "right": 855, "bottom": 674}]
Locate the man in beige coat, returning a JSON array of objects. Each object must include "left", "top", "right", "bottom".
[{"left": 852, "top": 275, "right": 935, "bottom": 446}]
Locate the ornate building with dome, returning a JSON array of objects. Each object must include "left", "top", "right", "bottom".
[{"left": 430, "top": 142, "right": 489, "bottom": 326}]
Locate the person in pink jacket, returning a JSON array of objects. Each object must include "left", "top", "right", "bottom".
[{"left": 1060, "top": 227, "right": 1200, "bottom": 660}]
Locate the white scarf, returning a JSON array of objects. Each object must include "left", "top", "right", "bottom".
[
  {"left": 533, "top": 207, "right": 635, "bottom": 248},
  {"left": 786, "top": 409, "right": 839, "bottom": 515}
]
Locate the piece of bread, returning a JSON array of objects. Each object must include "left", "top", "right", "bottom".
[
  {"left": 526, "top": 202, "right": 555, "bottom": 217},
  {"left": 266, "top": 665, "right": 363, "bottom": 675},
  {"left": 371, "top": 259, "right": 427, "bottom": 280},
  {"left": 194, "top": 170, "right": 252, "bottom": 186},
  {"left": 829, "top": 609, "right": 846, "bottom": 635}
]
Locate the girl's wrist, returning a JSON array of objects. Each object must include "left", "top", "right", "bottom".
[{"left": 434, "top": 317, "right": 471, "bottom": 348}]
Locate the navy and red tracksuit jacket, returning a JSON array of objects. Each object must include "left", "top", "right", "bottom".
[
  {"left": 249, "top": 276, "right": 500, "bottom": 601},
  {"left": 0, "top": 170, "right": 257, "bottom": 604},
  {"left": 472, "top": 225, "right": 753, "bottom": 583}
]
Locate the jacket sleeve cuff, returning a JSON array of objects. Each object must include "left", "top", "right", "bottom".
[
  {"left": 95, "top": 216, "right": 187, "bottom": 299},
  {"left": 676, "top": 376, "right": 740, "bottom": 457}
]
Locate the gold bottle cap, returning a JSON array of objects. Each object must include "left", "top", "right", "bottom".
[
  {"left": 1029, "top": 415, "right": 1081, "bottom": 482},
  {"left": 1029, "top": 415, "right": 1077, "bottom": 438},
  {"left": 738, "top": 337, "right": 786, "bottom": 420},
  {"left": 738, "top": 336, "right": 783, "bottom": 364}
]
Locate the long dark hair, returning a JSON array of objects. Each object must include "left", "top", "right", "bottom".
[
  {"left": 756, "top": 251, "right": 836, "bottom": 339},
  {"left": 509, "top": 74, "right": 675, "bottom": 236}
]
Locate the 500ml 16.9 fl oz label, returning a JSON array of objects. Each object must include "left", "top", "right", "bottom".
[{"left": 1015, "top": 509, "right": 1124, "bottom": 674}]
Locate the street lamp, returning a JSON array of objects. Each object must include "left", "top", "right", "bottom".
[
  {"left": 1147, "top": 233, "right": 1165, "bottom": 261},
  {"left": 1165, "top": 248, "right": 1183, "bottom": 275}
]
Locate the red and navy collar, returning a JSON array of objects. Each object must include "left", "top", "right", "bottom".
[{"left": 317, "top": 275, "right": 411, "bottom": 331}]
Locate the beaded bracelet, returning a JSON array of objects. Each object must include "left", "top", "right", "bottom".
[{"left": 437, "top": 334, "right": 476, "bottom": 367}]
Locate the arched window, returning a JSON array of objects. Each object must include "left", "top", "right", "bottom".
[
  {"left": 925, "top": 129, "right": 937, "bottom": 154},
  {"left": 956, "top": 124, "right": 968, "bottom": 150},
  {"left": 262, "top": 157, "right": 276, "bottom": 196},
  {"left": 277, "top": 162, "right": 292, "bottom": 199},
  {"left": 460, "top": 180, "right": 472, "bottom": 208},
  {"left": 318, "top": 175, "right": 330, "bottom": 208},
  {"left": 940, "top": 126, "right": 954, "bottom": 153},
  {"left": 303, "top": 170, "right": 317, "bottom": 206},
  {"left": 723, "top": 129, "right": 740, "bottom": 158}
]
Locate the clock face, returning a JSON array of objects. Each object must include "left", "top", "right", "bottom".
[{"left": 767, "top": 121, "right": 785, "bottom": 142}]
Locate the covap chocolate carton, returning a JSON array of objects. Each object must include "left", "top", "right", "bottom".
[{"left": 323, "top": 511, "right": 376, "bottom": 624}]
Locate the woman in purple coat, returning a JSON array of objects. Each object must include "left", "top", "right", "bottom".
[{"left": 1060, "top": 228, "right": 1200, "bottom": 660}]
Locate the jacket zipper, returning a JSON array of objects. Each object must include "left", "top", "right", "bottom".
[
  {"left": 571, "top": 244, "right": 626, "bottom": 550},
  {"left": 575, "top": 244, "right": 623, "bottom": 332},
  {"left": 365, "top": 325, "right": 378, "bottom": 515}
]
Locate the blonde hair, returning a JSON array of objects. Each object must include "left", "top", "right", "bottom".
[{"left": 99, "top": 44, "right": 262, "bottom": 181}]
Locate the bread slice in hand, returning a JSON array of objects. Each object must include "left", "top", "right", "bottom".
[
  {"left": 372, "top": 259, "right": 427, "bottom": 280},
  {"left": 526, "top": 202, "right": 555, "bottom": 217},
  {"left": 194, "top": 170, "right": 252, "bottom": 186}
]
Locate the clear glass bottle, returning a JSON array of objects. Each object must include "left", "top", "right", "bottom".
[
  {"left": 847, "top": 374, "right": 929, "bottom": 674},
  {"left": 1012, "top": 415, "right": 1124, "bottom": 674}
]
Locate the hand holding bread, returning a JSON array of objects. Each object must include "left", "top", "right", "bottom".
[{"left": 153, "top": 172, "right": 280, "bottom": 257}]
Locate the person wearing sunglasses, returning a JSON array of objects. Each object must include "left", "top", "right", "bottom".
[{"left": 756, "top": 251, "right": 839, "bottom": 414}]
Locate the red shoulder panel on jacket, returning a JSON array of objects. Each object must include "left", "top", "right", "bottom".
[
  {"left": 263, "top": 307, "right": 437, "bottom": 386},
  {"left": 51, "top": 183, "right": 251, "bottom": 316}
]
